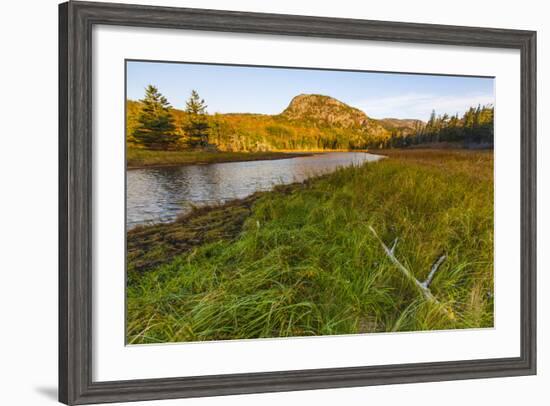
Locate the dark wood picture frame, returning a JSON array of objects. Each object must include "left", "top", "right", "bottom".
[{"left": 59, "top": 1, "right": 537, "bottom": 404}]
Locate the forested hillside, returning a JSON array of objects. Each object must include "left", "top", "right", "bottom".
[
  {"left": 127, "top": 94, "right": 395, "bottom": 151},
  {"left": 126, "top": 90, "right": 493, "bottom": 151}
]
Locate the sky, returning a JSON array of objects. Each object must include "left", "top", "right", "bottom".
[{"left": 126, "top": 60, "right": 494, "bottom": 121}]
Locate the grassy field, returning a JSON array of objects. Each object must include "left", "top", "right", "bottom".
[
  {"left": 126, "top": 149, "right": 494, "bottom": 344},
  {"left": 127, "top": 148, "right": 311, "bottom": 169}
]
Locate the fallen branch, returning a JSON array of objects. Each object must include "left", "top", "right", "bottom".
[
  {"left": 390, "top": 238, "right": 399, "bottom": 255},
  {"left": 369, "top": 226, "right": 454, "bottom": 320},
  {"left": 422, "top": 254, "right": 447, "bottom": 290}
]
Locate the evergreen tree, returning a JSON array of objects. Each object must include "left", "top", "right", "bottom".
[
  {"left": 132, "top": 85, "right": 178, "bottom": 150},
  {"left": 408, "top": 105, "right": 494, "bottom": 147},
  {"left": 183, "top": 90, "right": 210, "bottom": 147}
]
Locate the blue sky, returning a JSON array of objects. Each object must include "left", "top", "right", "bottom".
[{"left": 127, "top": 61, "right": 494, "bottom": 121}]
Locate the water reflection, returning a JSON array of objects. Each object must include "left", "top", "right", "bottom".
[{"left": 126, "top": 152, "right": 383, "bottom": 227}]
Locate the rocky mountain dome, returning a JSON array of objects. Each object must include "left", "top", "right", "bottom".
[{"left": 279, "top": 94, "right": 409, "bottom": 140}]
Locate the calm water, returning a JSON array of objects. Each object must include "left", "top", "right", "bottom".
[{"left": 126, "top": 152, "right": 383, "bottom": 228}]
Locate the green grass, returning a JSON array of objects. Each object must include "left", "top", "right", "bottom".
[
  {"left": 126, "top": 149, "right": 494, "bottom": 344},
  {"left": 126, "top": 148, "right": 311, "bottom": 168}
]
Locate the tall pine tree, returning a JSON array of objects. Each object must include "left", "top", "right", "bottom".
[
  {"left": 183, "top": 90, "right": 210, "bottom": 148},
  {"left": 133, "top": 85, "right": 178, "bottom": 150}
]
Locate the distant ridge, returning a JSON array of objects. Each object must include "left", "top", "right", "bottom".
[{"left": 377, "top": 118, "right": 425, "bottom": 135}]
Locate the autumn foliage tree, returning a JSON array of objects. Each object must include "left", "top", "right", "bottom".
[{"left": 133, "top": 85, "right": 179, "bottom": 150}]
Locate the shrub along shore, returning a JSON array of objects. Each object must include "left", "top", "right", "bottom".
[{"left": 126, "top": 149, "right": 494, "bottom": 344}]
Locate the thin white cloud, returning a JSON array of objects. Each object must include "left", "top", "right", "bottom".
[{"left": 353, "top": 92, "right": 494, "bottom": 121}]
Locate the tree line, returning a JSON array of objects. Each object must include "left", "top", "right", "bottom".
[{"left": 383, "top": 105, "right": 494, "bottom": 148}]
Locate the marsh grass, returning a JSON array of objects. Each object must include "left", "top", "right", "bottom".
[
  {"left": 127, "top": 149, "right": 494, "bottom": 344},
  {"left": 126, "top": 148, "right": 311, "bottom": 169}
]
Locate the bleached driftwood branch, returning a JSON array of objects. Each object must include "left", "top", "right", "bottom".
[
  {"left": 368, "top": 226, "right": 447, "bottom": 306},
  {"left": 390, "top": 237, "right": 399, "bottom": 255},
  {"left": 421, "top": 254, "right": 447, "bottom": 290}
]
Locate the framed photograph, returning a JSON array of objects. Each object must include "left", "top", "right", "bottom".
[{"left": 59, "top": 1, "right": 536, "bottom": 404}]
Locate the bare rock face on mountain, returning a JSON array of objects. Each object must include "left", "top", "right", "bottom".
[
  {"left": 279, "top": 94, "right": 390, "bottom": 139},
  {"left": 281, "top": 94, "right": 368, "bottom": 127}
]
